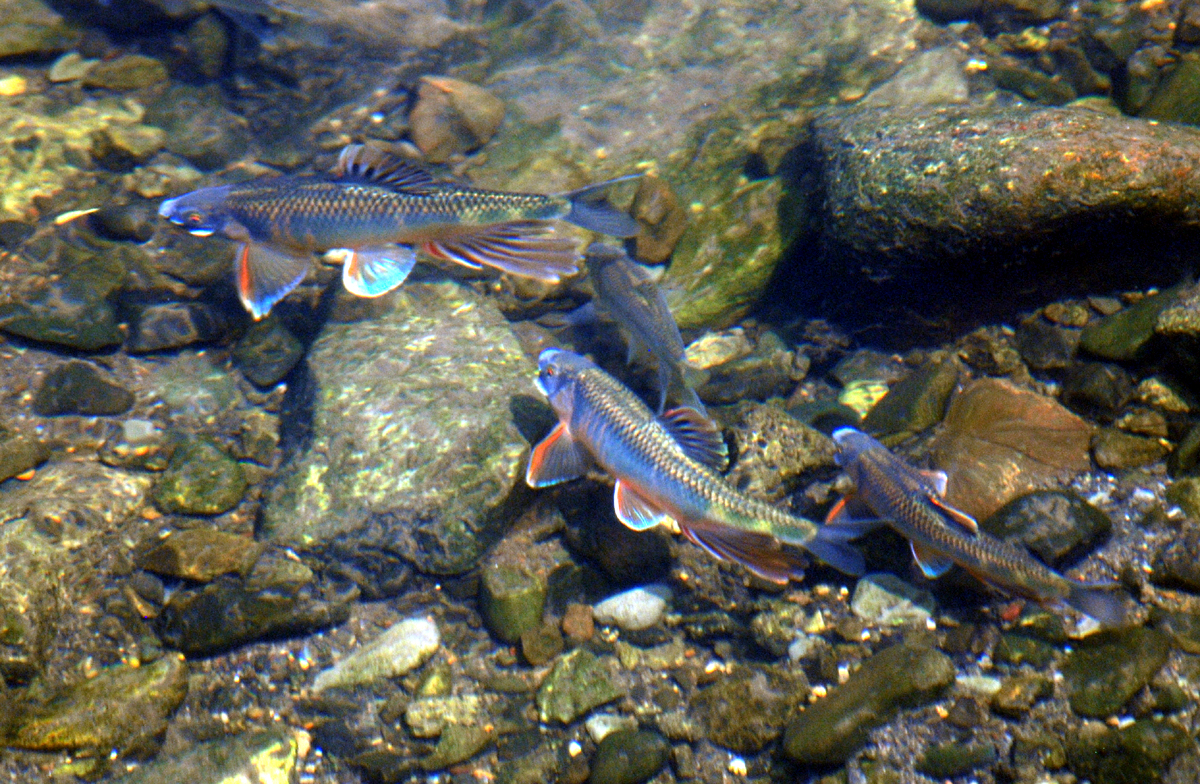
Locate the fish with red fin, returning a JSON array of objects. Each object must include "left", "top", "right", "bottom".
[
  {"left": 827, "top": 427, "right": 1129, "bottom": 626},
  {"left": 159, "top": 144, "right": 641, "bottom": 319},
  {"left": 525, "top": 348, "right": 864, "bottom": 583}
]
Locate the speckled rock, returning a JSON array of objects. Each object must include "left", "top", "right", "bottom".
[
  {"left": 537, "top": 648, "right": 624, "bottom": 724},
  {"left": 233, "top": 317, "right": 304, "bottom": 388},
  {"left": 153, "top": 438, "right": 247, "bottom": 516},
  {"left": 782, "top": 642, "right": 956, "bottom": 764},
  {"left": 33, "top": 360, "right": 135, "bottom": 416},
  {"left": 587, "top": 729, "right": 670, "bottom": 784},
  {"left": 108, "top": 728, "right": 306, "bottom": 784},
  {"left": 0, "top": 0, "right": 80, "bottom": 59},
  {"left": 724, "top": 400, "right": 833, "bottom": 501},
  {"left": 135, "top": 528, "right": 265, "bottom": 582},
  {"left": 1066, "top": 718, "right": 1193, "bottom": 784},
  {"left": 917, "top": 739, "right": 997, "bottom": 779},
  {"left": 10, "top": 653, "right": 188, "bottom": 754},
  {"left": 692, "top": 666, "right": 807, "bottom": 753},
  {"left": 263, "top": 282, "right": 535, "bottom": 582},
  {"left": 313, "top": 616, "right": 440, "bottom": 692},
  {"left": 0, "top": 520, "right": 66, "bottom": 682},
  {"left": 1152, "top": 524, "right": 1200, "bottom": 591},
  {"left": 850, "top": 573, "right": 938, "bottom": 627},
  {"left": 1061, "top": 627, "right": 1172, "bottom": 718},
  {"left": 990, "top": 672, "right": 1053, "bottom": 718},
  {"left": 405, "top": 694, "right": 482, "bottom": 738},
  {"left": 981, "top": 490, "right": 1112, "bottom": 567}
]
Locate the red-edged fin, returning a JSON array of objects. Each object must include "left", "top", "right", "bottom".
[
  {"left": 613, "top": 479, "right": 673, "bottom": 531},
  {"left": 928, "top": 494, "right": 979, "bottom": 534},
  {"left": 333, "top": 144, "right": 439, "bottom": 192},
  {"left": 681, "top": 523, "right": 805, "bottom": 584},
  {"left": 421, "top": 221, "right": 581, "bottom": 282},
  {"left": 234, "top": 242, "right": 311, "bottom": 320},
  {"left": 341, "top": 244, "right": 417, "bottom": 298},
  {"left": 525, "top": 422, "right": 591, "bottom": 488},
  {"left": 824, "top": 493, "right": 885, "bottom": 533},
  {"left": 657, "top": 407, "right": 728, "bottom": 471},
  {"left": 911, "top": 542, "right": 955, "bottom": 578}
]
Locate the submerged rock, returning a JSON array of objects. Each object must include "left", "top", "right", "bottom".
[
  {"left": 109, "top": 728, "right": 307, "bottom": 784},
  {"left": 312, "top": 616, "right": 440, "bottom": 692},
  {"left": 587, "top": 729, "right": 669, "bottom": 784},
  {"left": 1061, "top": 627, "right": 1172, "bottom": 718},
  {"left": 536, "top": 648, "right": 624, "bottom": 724},
  {"left": 0, "top": 0, "right": 80, "bottom": 59},
  {"left": 135, "top": 528, "right": 265, "bottom": 583},
  {"left": 1065, "top": 718, "right": 1192, "bottom": 784},
  {"left": 409, "top": 76, "right": 505, "bottom": 163},
  {"left": 692, "top": 666, "right": 807, "bottom": 753},
  {"left": 592, "top": 585, "right": 671, "bottom": 631},
  {"left": 263, "top": 282, "right": 535, "bottom": 583},
  {"left": 0, "top": 520, "right": 66, "bottom": 682},
  {"left": 153, "top": 438, "right": 247, "bottom": 516},
  {"left": 33, "top": 360, "right": 135, "bottom": 416},
  {"left": 981, "top": 490, "right": 1112, "bottom": 566}
]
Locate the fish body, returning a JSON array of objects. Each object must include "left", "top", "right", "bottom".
[
  {"left": 585, "top": 243, "right": 709, "bottom": 414},
  {"left": 159, "top": 144, "right": 640, "bottom": 318},
  {"left": 526, "top": 348, "right": 863, "bottom": 583},
  {"left": 829, "top": 428, "right": 1126, "bottom": 625}
]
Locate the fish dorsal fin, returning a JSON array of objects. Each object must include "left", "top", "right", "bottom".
[
  {"left": 658, "top": 407, "right": 728, "bottom": 470},
  {"left": 341, "top": 244, "right": 417, "bottom": 298},
  {"left": 918, "top": 468, "right": 948, "bottom": 496},
  {"left": 911, "top": 542, "right": 954, "bottom": 578},
  {"left": 334, "top": 144, "right": 439, "bottom": 191},
  {"left": 613, "top": 480, "right": 673, "bottom": 531},
  {"left": 928, "top": 494, "right": 979, "bottom": 534},
  {"left": 526, "top": 422, "right": 592, "bottom": 488}
]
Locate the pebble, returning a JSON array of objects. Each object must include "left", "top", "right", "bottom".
[
  {"left": 587, "top": 729, "right": 670, "bottom": 784},
  {"left": 850, "top": 573, "right": 937, "bottom": 627},
  {"left": 312, "top": 616, "right": 440, "bottom": 692},
  {"left": 592, "top": 584, "right": 672, "bottom": 631},
  {"left": 585, "top": 713, "right": 639, "bottom": 744},
  {"left": 404, "top": 694, "right": 482, "bottom": 738}
]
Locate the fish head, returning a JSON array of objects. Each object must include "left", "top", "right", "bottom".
[
  {"left": 831, "top": 427, "right": 878, "bottom": 468},
  {"left": 158, "top": 185, "right": 235, "bottom": 238},
  {"left": 535, "top": 348, "right": 593, "bottom": 420}
]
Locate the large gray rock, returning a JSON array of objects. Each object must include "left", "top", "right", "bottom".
[{"left": 262, "top": 282, "right": 536, "bottom": 586}]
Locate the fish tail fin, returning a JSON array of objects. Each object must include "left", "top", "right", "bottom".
[
  {"left": 1065, "top": 581, "right": 1130, "bottom": 627},
  {"left": 776, "top": 520, "right": 866, "bottom": 577},
  {"left": 560, "top": 175, "right": 642, "bottom": 237}
]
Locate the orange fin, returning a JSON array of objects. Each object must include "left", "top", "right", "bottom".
[
  {"left": 235, "top": 242, "right": 311, "bottom": 320},
  {"left": 681, "top": 523, "right": 806, "bottom": 584},
  {"left": 525, "top": 422, "right": 591, "bottom": 488},
  {"left": 421, "top": 221, "right": 581, "bottom": 282},
  {"left": 658, "top": 407, "right": 727, "bottom": 470},
  {"left": 928, "top": 494, "right": 979, "bottom": 534},
  {"left": 613, "top": 480, "right": 672, "bottom": 531}
]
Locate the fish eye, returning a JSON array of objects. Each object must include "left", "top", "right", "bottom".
[
  {"left": 183, "top": 212, "right": 203, "bottom": 227},
  {"left": 544, "top": 365, "right": 556, "bottom": 377}
]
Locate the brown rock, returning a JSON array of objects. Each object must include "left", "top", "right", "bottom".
[
  {"left": 631, "top": 174, "right": 688, "bottom": 264},
  {"left": 930, "top": 378, "right": 1093, "bottom": 519},
  {"left": 562, "top": 602, "right": 594, "bottom": 643},
  {"left": 410, "top": 76, "right": 505, "bottom": 163}
]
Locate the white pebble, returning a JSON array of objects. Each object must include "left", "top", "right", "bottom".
[
  {"left": 312, "top": 616, "right": 439, "bottom": 692},
  {"left": 592, "top": 584, "right": 672, "bottom": 631}
]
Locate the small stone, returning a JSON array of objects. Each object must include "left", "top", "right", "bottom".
[
  {"left": 92, "top": 201, "right": 160, "bottom": 243},
  {"left": 83, "top": 54, "right": 168, "bottom": 90},
  {"left": 480, "top": 561, "right": 547, "bottom": 644},
  {"left": 410, "top": 76, "right": 505, "bottom": 163},
  {"left": 630, "top": 175, "right": 687, "bottom": 264},
  {"left": 536, "top": 648, "right": 624, "bottom": 724},
  {"left": 992, "top": 633, "right": 1058, "bottom": 668},
  {"left": 981, "top": 490, "right": 1112, "bottom": 567},
  {"left": 93, "top": 123, "right": 167, "bottom": 163},
  {"left": 127, "top": 302, "right": 225, "bottom": 354},
  {"left": 750, "top": 601, "right": 808, "bottom": 657},
  {"left": 1092, "top": 428, "right": 1170, "bottom": 470},
  {"left": 1043, "top": 301, "right": 1090, "bottom": 327},
  {"left": 233, "top": 317, "right": 304, "bottom": 387},
  {"left": 861, "top": 354, "right": 960, "bottom": 437},
  {"left": 1060, "top": 361, "right": 1135, "bottom": 419},
  {"left": 1065, "top": 718, "right": 1192, "bottom": 784},
  {"left": 521, "top": 621, "right": 564, "bottom": 666},
  {"left": 916, "top": 739, "right": 997, "bottom": 779},
  {"left": 783, "top": 642, "right": 956, "bottom": 764},
  {"left": 404, "top": 694, "right": 482, "bottom": 738},
  {"left": 692, "top": 666, "right": 807, "bottom": 753},
  {"left": 1079, "top": 289, "right": 1175, "bottom": 361},
  {"left": 0, "top": 275, "right": 122, "bottom": 350},
  {"left": 33, "top": 360, "right": 134, "bottom": 416},
  {"left": 48, "top": 52, "right": 96, "bottom": 82},
  {"left": 135, "top": 528, "right": 266, "bottom": 582},
  {"left": 849, "top": 573, "right": 937, "bottom": 627},
  {"left": 990, "top": 672, "right": 1053, "bottom": 717},
  {"left": 562, "top": 602, "right": 594, "bottom": 642},
  {"left": 1061, "top": 627, "right": 1172, "bottom": 718},
  {"left": 102, "top": 728, "right": 305, "bottom": 784},
  {"left": 587, "top": 729, "right": 669, "bottom": 784},
  {"left": 153, "top": 438, "right": 247, "bottom": 516},
  {"left": 0, "top": 0, "right": 80, "bottom": 60},
  {"left": 584, "top": 713, "right": 638, "bottom": 744},
  {"left": 693, "top": 330, "right": 800, "bottom": 404},
  {"left": 1149, "top": 608, "right": 1200, "bottom": 654},
  {"left": 98, "top": 419, "right": 172, "bottom": 471},
  {"left": 312, "top": 616, "right": 439, "bottom": 692},
  {"left": 0, "top": 435, "right": 49, "bottom": 483},
  {"left": 723, "top": 401, "right": 834, "bottom": 501},
  {"left": 420, "top": 724, "right": 492, "bottom": 771},
  {"left": 1014, "top": 314, "right": 1080, "bottom": 370},
  {"left": 592, "top": 585, "right": 671, "bottom": 631}
]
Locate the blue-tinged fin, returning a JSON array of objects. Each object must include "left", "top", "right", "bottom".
[
  {"left": 334, "top": 144, "right": 439, "bottom": 191},
  {"left": 421, "top": 220, "right": 581, "bottom": 283},
  {"left": 680, "top": 523, "right": 806, "bottom": 584},
  {"left": 526, "top": 422, "right": 592, "bottom": 487},
  {"left": 613, "top": 480, "right": 673, "bottom": 531},
  {"left": 559, "top": 175, "right": 642, "bottom": 237},
  {"left": 928, "top": 494, "right": 979, "bottom": 534},
  {"left": 776, "top": 520, "right": 867, "bottom": 577},
  {"left": 1064, "top": 581, "right": 1130, "bottom": 627},
  {"left": 658, "top": 406, "right": 728, "bottom": 471},
  {"left": 341, "top": 244, "right": 417, "bottom": 298},
  {"left": 911, "top": 542, "right": 955, "bottom": 578},
  {"left": 919, "top": 468, "right": 949, "bottom": 496},
  {"left": 234, "top": 242, "right": 311, "bottom": 320}
]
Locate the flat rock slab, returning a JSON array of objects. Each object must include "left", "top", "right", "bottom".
[
  {"left": 793, "top": 101, "right": 1200, "bottom": 343},
  {"left": 263, "top": 282, "right": 535, "bottom": 583}
]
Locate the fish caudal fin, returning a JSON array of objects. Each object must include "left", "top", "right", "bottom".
[
  {"left": 235, "top": 242, "right": 311, "bottom": 320},
  {"left": 526, "top": 421, "right": 592, "bottom": 488},
  {"left": 788, "top": 520, "right": 868, "bottom": 576},
  {"left": 341, "top": 244, "right": 417, "bottom": 298},
  {"left": 1064, "top": 581, "right": 1130, "bottom": 627},
  {"left": 681, "top": 523, "right": 807, "bottom": 584},
  {"left": 559, "top": 175, "right": 642, "bottom": 237},
  {"left": 421, "top": 221, "right": 581, "bottom": 283}
]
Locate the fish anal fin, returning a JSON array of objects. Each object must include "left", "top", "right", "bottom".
[
  {"left": 613, "top": 480, "right": 672, "bottom": 531},
  {"left": 342, "top": 244, "right": 417, "bottom": 298},
  {"left": 658, "top": 407, "right": 728, "bottom": 470},
  {"left": 334, "top": 144, "right": 438, "bottom": 191},
  {"left": 526, "top": 422, "right": 591, "bottom": 488},
  {"left": 911, "top": 542, "right": 954, "bottom": 578},
  {"left": 681, "top": 523, "right": 804, "bottom": 584},
  {"left": 421, "top": 221, "right": 580, "bottom": 282},
  {"left": 235, "top": 242, "right": 311, "bottom": 320},
  {"left": 928, "top": 495, "right": 979, "bottom": 534}
]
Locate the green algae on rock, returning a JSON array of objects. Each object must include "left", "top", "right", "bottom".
[
  {"left": 153, "top": 438, "right": 247, "bottom": 516},
  {"left": 537, "top": 648, "right": 624, "bottom": 724},
  {"left": 1065, "top": 718, "right": 1193, "bottom": 784},
  {"left": 692, "top": 665, "right": 808, "bottom": 753},
  {"left": 587, "top": 729, "right": 670, "bottom": 784},
  {"left": 0, "top": 0, "right": 81, "bottom": 59},
  {"left": 109, "top": 728, "right": 306, "bottom": 784},
  {"left": 1061, "top": 627, "right": 1172, "bottom": 718},
  {"left": 262, "top": 282, "right": 535, "bottom": 581},
  {"left": 782, "top": 641, "right": 956, "bottom": 765},
  {"left": 0, "top": 520, "right": 66, "bottom": 683}
]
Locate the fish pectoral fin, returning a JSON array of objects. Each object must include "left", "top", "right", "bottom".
[
  {"left": 526, "top": 422, "right": 592, "bottom": 488},
  {"left": 342, "top": 244, "right": 418, "bottom": 298},
  {"left": 613, "top": 480, "right": 673, "bottom": 531},
  {"left": 657, "top": 407, "right": 728, "bottom": 471},
  {"left": 824, "top": 494, "right": 886, "bottom": 533},
  {"left": 918, "top": 468, "right": 949, "bottom": 497},
  {"left": 680, "top": 523, "right": 805, "bottom": 585},
  {"left": 420, "top": 221, "right": 581, "bottom": 283},
  {"left": 234, "top": 242, "right": 311, "bottom": 320},
  {"left": 927, "top": 494, "right": 979, "bottom": 534},
  {"left": 911, "top": 542, "right": 955, "bottom": 578},
  {"left": 334, "top": 144, "right": 439, "bottom": 191}
]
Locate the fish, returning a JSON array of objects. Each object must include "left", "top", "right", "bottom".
[
  {"left": 827, "top": 427, "right": 1128, "bottom": 626},
  {"left": 525, "top": 348, "right": 864, "bottom": 583},
  {"left": 159, "top": 144, "right": 641, "bottom": 319},
  {"left": 583, "top": 242, "right": 709, "bottom": 414}
]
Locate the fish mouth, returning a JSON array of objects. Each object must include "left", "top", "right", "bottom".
[{"left": 534, "top": 376, "right": 548, "bottom": 396}]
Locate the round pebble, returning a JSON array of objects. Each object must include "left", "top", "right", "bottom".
[{"left": 592, "top": 585, "right": 672, "bottom": 631}]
